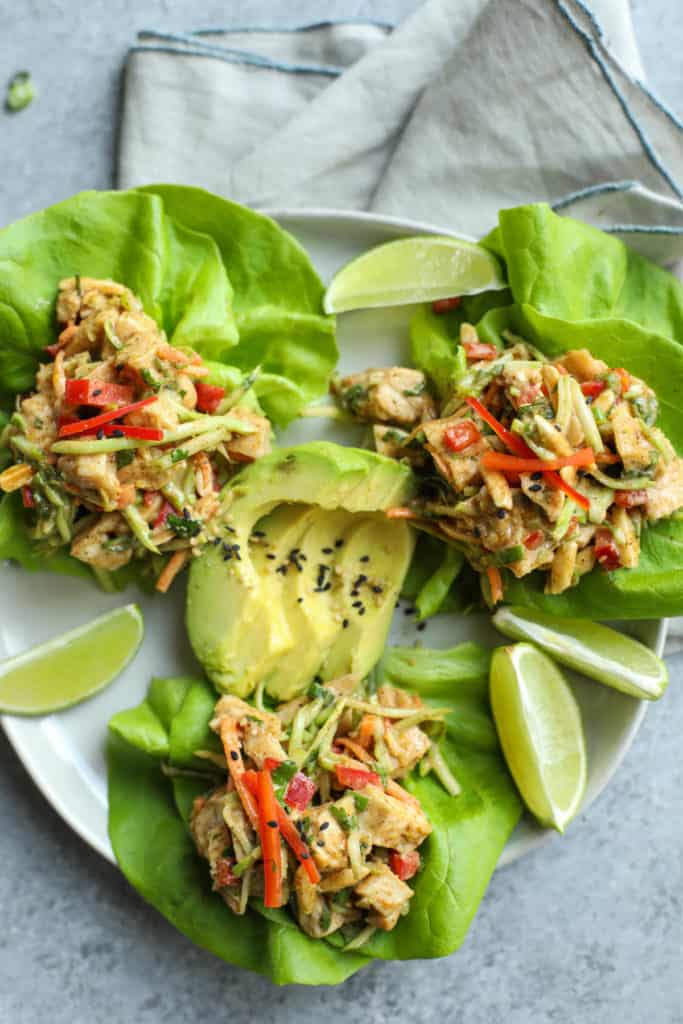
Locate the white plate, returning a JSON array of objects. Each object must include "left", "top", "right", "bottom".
[{"left": 0, "top": 208, "right": 666, "bottom": 869}]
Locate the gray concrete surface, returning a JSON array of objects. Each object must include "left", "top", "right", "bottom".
[{"left": 1, "top": 3, "right": 682, "bottom": 1022}]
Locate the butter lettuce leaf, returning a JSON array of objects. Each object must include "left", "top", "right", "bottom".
[{"left": 108, "top": 650, "right": 521, "bottom": 985}]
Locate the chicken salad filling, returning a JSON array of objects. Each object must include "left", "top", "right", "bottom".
[
  {"left": 190, "top": 675, "right": 456, "bottom": 945},
  {"left": 0, "top": 277, "right": 271, "bottom": 592},
  {"left": 333, "top": 323, "right": 683, "bottom": 602}
]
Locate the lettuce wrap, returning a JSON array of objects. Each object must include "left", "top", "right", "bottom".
[
  {"left": 0, "top": 186, "right": 336, "bottom": 585},
  {"left": 410, "top": 203, "right": 683, "bottom": 619},
  {"left": 108, "top": 644, "right": 521, "bottom": 986}
]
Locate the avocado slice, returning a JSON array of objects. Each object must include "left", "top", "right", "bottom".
[{"left": 186, "top": 442, "right": 415, "bottom": 697}]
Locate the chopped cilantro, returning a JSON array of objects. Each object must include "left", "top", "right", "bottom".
[
  {"left": 167, "top": 513, "right": 201, "bottom": 539},
  {"left": 116, "top": 449, "right": 136, "bottom": 469},
  {"left": 6, "top": 71, "right": 35, "bottom": 112},
  {"left": 329, "top": 805, "right": 358, "bottom": 832},
  {"left": 352, "top": 793, "right": 369, "bottom": 812},
  {"left": 140, "top": 368, "right": 161, "bottom": 392},
  {"left": 170, "top": 448, "right": 189, "bottom": 464}
]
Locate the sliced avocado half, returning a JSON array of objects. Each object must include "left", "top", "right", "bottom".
[{"left": 186, "top": 442, "right": 415, "bottom": 698}]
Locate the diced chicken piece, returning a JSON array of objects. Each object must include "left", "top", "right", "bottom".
[
  {"left": 221, "top": 791, "right": 257, "bottom": 860},
  {"left": 372, "top": 424, "right": 425, "bottom": 466},
  {"left": 645, "top": 456, "right": 683, "bottom": 522},
  {"left": 591, "top": 388, "right": 617, "bottom": 422},
  {"left": 176, "top": 374, "right": 198, "bottom": 410},
  {"left": 566, "top": 413, "right": 584, "bottom": 449},
  {"left": 358, "top": 785, "right": 431, "bottom": 853},
  {"left": 210, "top": 695, "right": 287, "bottom": 767},
  {"left": 384, "top": 724, "right": 431, "bottom": 775},
  {"left": 190, "top": 786, "right": 231, "bottom": 864},
  {"left": 114, "top": 311, "right": 164, "bottom": 372},
  {"left": 70, "top": 512, "right": 132, "bottom": 570},
  {"left": 574, "top": 547, "right": 596, "bottom": 576},
  {"left": 20, "top": 392, "right": 57, "bottom": 448},
  {"left": 533, "top": 414, "right": 574, "bottom": 456},
  {"left": 58, "top": 452, "right": 121, "bottom": 510},
  {"left": 546, "top": 540, "right": 578, "bottom": 594},
  {"left": 354, "top": 862, "right": 413, "bottom": 931},
  {"left": 57, "top": 277, "right": 141, "bottom": 325},
  {"left": 307, "top": 799, "right": 353, "bottom": 873},
  {"left": 502, "top": 362, "right": 545, "bottom": 410},
  {"left": 126, "top": 390, "right": 179, "bottom": 432},
  {"left": 225, "top": 409, "right": 272, "bottom": 463},
  {"left": 520, "top": 473, "right": 565, "bottom": 522},
  {"left": 611, "top": 507, "right": 640, "bottom": 568},
  {"left": 542, "top": 364, "right": 561, "bottom": 406},
  {"left": 611, "top": 402, "right": 654, "bottom": 473},
  {"left": 117, "top": 448, "right": 174, "bottom": 491},
  {"left": 318, "top": 866, "right": 370, "bottom": 893},
  {"left": 336, "top": 368, "right": 436, "bottom": 426},
  {"left": 556, "top": 349, "right": 608, "bottom": 381},
  {"left": 295, "top": 867, "right": 347, "bottom": 938},
  {"left": 481, "top": 466, "right": 513, "bottom": 510},
  {"left": 422, "top": 416, "right": 488, "bottom": 493}
]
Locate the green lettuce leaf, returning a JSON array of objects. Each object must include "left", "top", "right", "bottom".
[
  {"left": 108, "top": 650, "right": 521, "bottom": 985},
  {"left": 416, "top": 203, "right": 683, "bottom": 619}
]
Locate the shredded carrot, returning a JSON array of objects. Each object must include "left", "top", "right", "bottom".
[
  {"left": 217, "top": 719, "right": 260, "bottom": 830},
  {"left": 357, "top": 714, "right": 378, "bottom": 749},
  {"left": 335, "top": 737, "right": 373, "bottom": 764},
  {"left": 157, "top": 343, "right": 199, "bottom": 365},
  {"left": 155, "top": 549, "right": 190, "bottom": 593},
  {"left": 386, "top": 779, "right": 421, "bottom": 807},
  {"left": 242, "top": 770, "right": 320, "bottom": 884},
  {"left": 486, "top": 566, "right": 504, "bottom": 606},
  {"left": 257, "top": 769, "right": 283, "bottom": 908},
  {"left": 481, "top": 448, "right": 595, "bottom": 473},
  {"left": 386, "top": 506, "right": 419, "bottom": 520},
  {"left": 58, "top": 321, "right": 77, "bottom": 346}
]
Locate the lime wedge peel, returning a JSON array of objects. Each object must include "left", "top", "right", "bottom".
[
  {"left": 490, "top": 642, "right": 587, "bottom": 833},
  {"left": 0, "top": 603, "right": 144, "bottom": 716},
  {"left": 492, "top": 605, "right": 668, "bottom": 701},
  {"left": 323, "top": 235, "right": 507, "bottom": 314}
]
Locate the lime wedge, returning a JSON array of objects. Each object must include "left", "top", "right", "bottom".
[
  {"left": 490, "top": 643, "right": 587, "bottom": 832},
  {"left": 0, "top": 604, "right": 143, "bottom": 715},
  {"left": 323, "top": 236, "right": 506, "bottom": 314},
  {"left": 493, "top": 606, "right": 667, "bottom": 701}
]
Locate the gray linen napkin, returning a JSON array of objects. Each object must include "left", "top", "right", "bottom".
[{"left": 118, "top": 0, "right": 683, "bottom": 647}]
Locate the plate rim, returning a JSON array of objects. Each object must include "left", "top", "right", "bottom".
[{"left": 1, "top": 204, "right": 667, "bottom": 870}]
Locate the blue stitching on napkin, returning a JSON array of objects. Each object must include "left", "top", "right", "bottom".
[
  {"left": 135, "top": 32, "right": 344, "bottom": 76},
  {"left": 552, "top": 180, "right": 639, "bottom": 210},
  {"left": 555, "top": 0, "right": 682, "bottom": 200}
]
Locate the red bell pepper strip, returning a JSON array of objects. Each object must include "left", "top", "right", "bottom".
[
  {"left": 486, "top": 566, "right": 504, "bottom": 605},
  {"left": 614, "top": 489, "right": 649, "bottom": 508},
  {"left": 462, "top": 340, "right": 498, "bottom": 361},
  {"left": 58, "top": 395, "right": 158, "bottom": 437},
  {"left": 195, "top": 382, "right": 226, "bottom": 414},
  {"left": 152, "top": 500, "right": 175, "bottom": 530},
  {"left": 243, "top": 770, "right": 320, "bottom": 885},
  {"left": 335, "top": 765, "right": 381, "bottom": 790},
  {"left": 257, "top": 769, "right": 283, "bottom": 908},
  {"left": 389, "top": 850, "right": 420, "bottom": 881},
  {"left": 431, "top": 296, "right": 461, "bottom": 314},
  {"left": 64, "top": 378, "right": 135, "bottom": 407},
  {"left": 443, "top": 420, "right": 481, "bottom": 453},
  {"left": 101, "top": 424, "right": 164, "bottom": 441},
  {"left": 595, "top": 528, "right": 621, "bottom": 571},
  {"left": 580, "top": 380, "right": 606, "bottom": 398},
  {"left": 21, "top": 486, "right": 35, "bottom": 508},
  {"left": 284, "top": 772, "right": 317, "bottom": 811},
  {"left": 481, "top": 448, "right": 595, "bottom": 474},
  {"left": 464, "top": 396, "right": 529, "bottom": 456},
  {"left": 524, "top": 530, "right": 544, "bottom": 550}
]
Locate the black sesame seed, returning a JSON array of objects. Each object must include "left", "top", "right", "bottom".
[
  {"left": 360, "top": 555, "right": 370, "bottom": 563},
  {"left": 225, "top": 525, "right": 236, "bottom": 533},
  {"left": 183, "top": 507, "right": 190, "bottom": 520},
  {"left": 319, "top": 821, "right": 330, "bottom": 831},
  {"left": 297, "top": 597, "right": 303, "bottom": 603},
  {"left": 529, "top": 483, "right": 542, "bottom": 492},
  {"left": 96, "top": 428, "right": 104, "bottom": 440},
  {"left": 300, "top": 852, "right": 310, "bottom": 860},
  {"left": 222, "top": 552, "right": 233, "bottom": 561},
  {"left": 212, "top": 538, "right": 221, "bottom": 546},
  {"left": 266, "top": 553, "right": 276, "bottom": 560},
  {"left": 334, "top": 539, "right": 344, "bottom": 548},
  {"left": 473, "top": 527, "right": 481, "bottom": 538},
  {"left": 404, "top": 606, "right": 415, "bottom": 616},
  {"left": 267, "top": 820, "right": 277, "bottom": 829},
  {"left": 314, "top": 675, "right": 322, "bottom": 683},
  {"left": 316, "top": 840, "right": 325, "bottom": 848},
  {"left": 252, "top": 529, "right": 266, "bottom": 538},
  {"left": 350, "top": 589, "right": 360, "bottom": 598},
  {"left": 531, "top": 471, "right": 543, "bottom": 481},
  {"left": 417, "top": 622, "right": 427, "bottom": 632},
  {"left": 358, "top": 607, "right": 366, "bottom": 616},
  {"left": 352, "top": 600, "right": 363, "bottom": 608},
  {"left": 342, "top": 619, "right": 349, "bottom": 629},
  {"left": 322, "top": 547, "right": 333, "bottom": 555},
  {"left": 111, "top": 428, "right": 124, "bottom": 438},
  {"left": 372, "top": 585, "right": 383, "bottom": 594},
  {"left": 92, "top": 388, "right": 103, "bottom": 397},
  {"left": 276, "top": 565, "right": 287, "bottom": 575},
  {"left": 229, "top": 750, "right": 239, "bottom": 762},
  {"left": 496, "top": 508, "right": 506, "bottom": 519}
]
